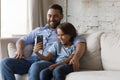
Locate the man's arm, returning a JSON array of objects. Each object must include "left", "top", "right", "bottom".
[
  {"left": 49, "top": 54, "right": 74, "bottom": 70},
  {"left": 69, "top": 42, "right": 86, "bottom": 71},
  {"left": 14, "top": 39, "right": 25, "bottom": 59}
]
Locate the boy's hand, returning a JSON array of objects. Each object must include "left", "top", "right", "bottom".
[{"left": 33, "top": 42, "right": 43, "bottom": 53}]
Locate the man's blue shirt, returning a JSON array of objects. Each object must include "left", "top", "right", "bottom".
[
  {"left": 20, "top": 25, "right": 58, "bottom": 56},
  {"left": 20, "top": 24, "right": 85, "bottom": 56}
]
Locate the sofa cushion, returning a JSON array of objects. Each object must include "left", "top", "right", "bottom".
[
  {"left": 101, "top": 32, "right": 120, "bottom": 70},
  {"left": 15, "top": 74, "right": 28, "bottom": 80},
  {"left": 8, "top": 43, "right": 33, "bottom": 58},
  {"left": 79, "top": 31, "right": 103, "bottom": 70},
  {"left": 66, "top": 71, "right": 120, "bottom": 80}
]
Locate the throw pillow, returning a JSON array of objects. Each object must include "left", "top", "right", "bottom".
[
  {"left": 8, "top": 43, "right": 33, "bottom": 58},
  {"left": 79, "top": 31, "right": 104, "bottom": 70}
]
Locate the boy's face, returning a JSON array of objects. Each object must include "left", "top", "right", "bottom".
[
  {"left": 57, "top": 28, "right": 71, "bottom": 45},
  {"left": 47, "top": 9, "right": 63, "bottom": 29}
]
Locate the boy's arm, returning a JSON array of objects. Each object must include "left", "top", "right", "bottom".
[
  {"left": 35, "top": 52, "right": 52, "bottom": 60},
  {"left": 49, "top": 54, "right": 74, "bottom": 70},
  {"left": 33, "top": 43, "right": 52, "bottom": 60}
]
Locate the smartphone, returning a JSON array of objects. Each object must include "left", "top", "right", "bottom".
[{"left": 36, "top": 35, "right": 43, "bottom": 43}]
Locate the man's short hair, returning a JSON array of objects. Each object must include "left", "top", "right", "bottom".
[{"left": 49, "top": 4, "right": 63, "bottom": 14}]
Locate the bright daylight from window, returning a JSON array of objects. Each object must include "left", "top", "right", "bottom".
[{"left": 1, "top": 0, "right": 28, "bottom": 38}]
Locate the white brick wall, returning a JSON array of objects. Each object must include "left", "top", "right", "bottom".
[{"left": 67, "top": 0, "right": 120, "bottom": 33}]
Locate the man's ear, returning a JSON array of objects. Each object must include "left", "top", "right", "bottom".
[{"left": 61, "top": 14, "right": 64, "bottom": 19}]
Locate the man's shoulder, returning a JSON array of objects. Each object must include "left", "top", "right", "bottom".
[
  {"left": 76, "top": 35, "right": 85, "bottom": 40},
  {"left": 74, "top": 36, "right": 86, "bottom": 43},
  {"left": 35, "top": 26, "right": 47, "bottom": 30},
  {"left": 32, "top": 25, "right": 48, "bottom": 31}
]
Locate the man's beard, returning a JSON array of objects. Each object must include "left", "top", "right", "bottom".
[{"left": 48, "top": 21, "right": 60, "bottom": 29}]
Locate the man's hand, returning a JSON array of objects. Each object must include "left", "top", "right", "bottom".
[
  {"left": 14, "top": 50, "right": 24, "bottom": 59},
  {"left": 69, "top": 57, "right": 80, "bottom": 71},
  {"left": 49, "top": 64, "right": 57, "bottom": 70},
  {"left": 14, "top": 39, "right": 25, "bottom": 59},
  {"left": 70, "top": 42, "right": 86, "bottom": 71}
]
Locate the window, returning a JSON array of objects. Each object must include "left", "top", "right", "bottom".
[{"left": 1, "top": 0, "right": 28, "bottom": 38}]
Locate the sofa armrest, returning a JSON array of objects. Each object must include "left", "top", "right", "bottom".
[{"left": 0, "top": 38, "right": 19, "bottom": 60}]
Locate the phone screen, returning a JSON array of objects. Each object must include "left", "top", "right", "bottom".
[{"left": 37, "top": 35, "right": 43, "bottom": 43}]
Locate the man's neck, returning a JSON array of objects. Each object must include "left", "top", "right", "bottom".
[{"left": 49, "top": 27, "right": 56, "bottom": 30}]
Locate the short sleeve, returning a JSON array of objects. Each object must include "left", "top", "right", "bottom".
[
  {"left": 48, "top": 42, "right": 58, "bottom": 56},
  {"left": 20, "top": 28, "right": 40, "bottom": 44},
  {"left": 73, "top": 36, "right": 86, "bottom": 46}
]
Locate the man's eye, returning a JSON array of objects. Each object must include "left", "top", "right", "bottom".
[
  {"left": 54, "top": 15, "right": 59, "bottom": 18},
  {"left": 48, "top": 15, "right": 51, "bottom": 17}
]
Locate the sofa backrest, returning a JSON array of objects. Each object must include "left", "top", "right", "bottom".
[
  {"left": 101, "top": 32, "right": 120, "bottom": 70},
  {"left": 79, "top": 31, "right": 104, "bottom": 70},
  {"left": 0, "top": 38, "right": 18, "bottom": 59}
]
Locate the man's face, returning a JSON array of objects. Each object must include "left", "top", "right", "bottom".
[{"left": 47, "top": 9, "right": 63, "bottom": 29}]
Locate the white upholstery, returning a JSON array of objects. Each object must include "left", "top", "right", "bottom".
[
  {"left": 0, "top": 38, "right": 18, "bottom": 60},
  {"left": 8, "top": 43, "right": 16, "bottom": 58},
  {"left": 80, "top": 31, "right": 103, "bottom": 70},
  {"left": 66, "top": 71, "right": 120, "bottom": 80},
  {"left": 101, "top": 32, "right": 120, "bottom": 70},
  {"left": 8, "top": 43, "right": 33, "bottom": 58},
  {"left": 15, "top": 74, "right": 28, "bottom": 80}
]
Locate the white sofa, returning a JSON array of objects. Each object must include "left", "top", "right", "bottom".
[
  {"left": 66, "top": 31, "right": 120, "bottom": 80},
  {"left": 1, "top": 31, "right": 120, "bottom": 80}
]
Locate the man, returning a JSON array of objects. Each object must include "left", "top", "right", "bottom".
[{"left": 1, "top": 4, "right": 86, "bottom": 80}]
